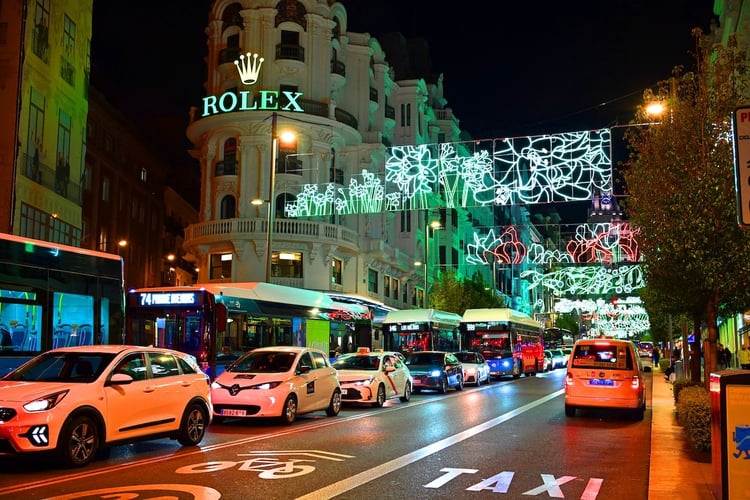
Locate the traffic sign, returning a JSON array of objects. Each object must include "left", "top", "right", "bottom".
[{"left": 732, "top": 106, "right": 750, "bottom": 226}]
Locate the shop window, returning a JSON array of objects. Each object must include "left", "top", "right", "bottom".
[{"left": 210, "top": 253, "right": 232, "bottom": 280}]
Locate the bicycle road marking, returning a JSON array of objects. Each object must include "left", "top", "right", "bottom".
[{"left": 295, "top": 389, "right": 565, "bottom": 500}]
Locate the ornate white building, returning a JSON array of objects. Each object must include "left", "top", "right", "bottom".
[{"left": 183, "top": 0, "right": 499, "bottom": 311}]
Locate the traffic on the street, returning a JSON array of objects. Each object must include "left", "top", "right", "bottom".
[{"left": 0, "top": 367, "right": 653, "bottom": 499}]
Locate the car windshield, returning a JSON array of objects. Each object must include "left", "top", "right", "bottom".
[
  {"left": 3, "top": 352, "right": 116, "bottom": 383},
  {"left": 454, "top": 352, "right": 477, "bottom": 364},
  {"left": 405, "top": 353, "right": 443, "bottom": 366},
  {"left": 333, "top": 355, "right": 381, "bottom": 370},
  {"left": 228, "top": 351, "right": 296, "bottom": 373}
]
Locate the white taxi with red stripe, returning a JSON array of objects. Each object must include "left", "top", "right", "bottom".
[{"left": 332, "top": 349, "right": 412, "bottom": 407}]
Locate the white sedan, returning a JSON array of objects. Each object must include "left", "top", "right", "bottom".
[
  {"left": 453, "top": 351, "right": 491, "bottom": 385},
  {"left": 211, "top": 346, "right": 341, "bottom": 424},
  {"left": 333, "top": 349, "right": 412, "bottom": 407}
]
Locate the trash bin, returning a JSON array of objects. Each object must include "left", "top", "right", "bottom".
[{"left": 674, "top": 359, "right": 685, "bottom": 380}]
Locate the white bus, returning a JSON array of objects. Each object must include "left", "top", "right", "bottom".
[{"left": 382, "top": 308, "right": 462, "bottom": 352}]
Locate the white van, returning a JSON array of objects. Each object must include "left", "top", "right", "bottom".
[{"left": 564, "top": 338, "right": 649, "bottom": 419}]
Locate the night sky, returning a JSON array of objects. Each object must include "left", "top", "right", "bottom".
[{"left": 90, "top": 1, "right": 717, "bottom": 215}]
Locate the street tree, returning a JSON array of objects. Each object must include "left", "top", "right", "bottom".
[
  {"left": 622, "top": 30, "right": 750, "bottom": 385},
  {"left": 429, "top": 270, "right": 503, "bottom": 315}
]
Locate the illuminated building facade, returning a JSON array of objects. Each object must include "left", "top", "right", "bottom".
[
  {"left": 183, "top": 1, "right": 503, "bottom": 310},
  {"left": 0, "top": 0, "right": 92, "bottom": 242}
]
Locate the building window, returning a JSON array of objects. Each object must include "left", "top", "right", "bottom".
[
  {"left": 19, "top": 202, "right": 80, "bottom": 246},
  {"left": 60, "top": 15, "right": 76, "bottom": 85},
  {"left": 331, "top": 258, "right": 342, "bottom": 285},
  {"left": 216, "top": 138, "right": 237, "bottom": 176},
  {"left": 273, "top": 251, "right": 303, "bottom": 278},
  {"left": 210, "top": 253, "right": 232, "bottom": 280},
  {"left": 393, "top": 279, "right": 399, "bottom": 300},
  {"left": 220, "top": 195, "right": 236, "bottom": 219},
  {"left": 384, "top": 276, "right": 391, "bottom": 297},
  {"left": 55, "top": 110, "right": 71, "bottom": 197},
  {"left": 368, "top": 268, "right": 378, "bottom": 294},
  {"left": 33, "top": 0, "right": 50, "bottom": 62},
  {"left": 140, "top": 167, "right": 147, "bottom": 182},
  {"left": 102, "top": 176, "right": 110, "bottom": 202},
  {"left": 402, "top": 282, "right": 408, "bottom": 303},
  {"left": 26, "top": 88, "right": 45, "bottom": 182}
]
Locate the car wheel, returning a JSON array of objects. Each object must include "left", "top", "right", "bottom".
[
  {"left": 565, "top": 404, "right": 576, "bottom": 417},
  {"left": 455, "top": 375, "right": 464, "bottom": 391},
  {"left": 177, "top": 402, "right": 208, "bottom": 446},
  {"left": 372, "top": 384, "right": 386, "bottom": 408},
  {"left": 399, "top": 381, "right": 411, "bottom": 402},
  {"left": 280, "top": 395, "right": 298, "bottom": 425},
  {"left": 439, "top": 376, "right": 448, "bottom": 394},
  {"left": 58, "top": 414, "right": 99, "bottom": 467},
  {"left": 325, "top": 388, "right": 341, "bottom": 416}
]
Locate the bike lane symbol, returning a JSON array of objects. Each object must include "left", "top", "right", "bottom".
[{"left": 175, "top": 450, "right": 355, "bottom": 479}]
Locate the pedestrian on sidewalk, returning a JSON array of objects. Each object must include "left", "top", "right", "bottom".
[{"left": 739, "top": 345, "right": 750, "bottom": 370}]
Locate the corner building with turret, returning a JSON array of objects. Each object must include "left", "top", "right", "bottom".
[{"left": 183, "top": 0, "right": 500, "bottom": 313}]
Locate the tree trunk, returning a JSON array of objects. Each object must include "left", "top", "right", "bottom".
[
  {"left": 704, "top": 296, "right": 719, "bottom": 391},
  {"left": 690, "top": 314, "right": 701, "bottom": 383}
]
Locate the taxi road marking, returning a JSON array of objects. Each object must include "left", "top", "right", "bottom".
[{"left": 296, "top": 389, "right": 565, "bottom": 500}]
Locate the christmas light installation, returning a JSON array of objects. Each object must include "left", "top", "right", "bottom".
[{"left": 283, "top": 129, "right": 612, "bottom": 217}]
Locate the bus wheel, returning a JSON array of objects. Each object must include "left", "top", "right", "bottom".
[{"left": 512, "top": 361, "right": 521, "bottom": 379}]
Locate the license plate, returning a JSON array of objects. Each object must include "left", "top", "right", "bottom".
[
  {"left": 221, "top": 409, "right": 247, "bottom": 416},
  {"left": 590, "top": 378, "right": 614, "bottom": 386}
]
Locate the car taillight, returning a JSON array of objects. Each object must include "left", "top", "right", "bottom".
[
  {"left": 565, "top": 373, "right": 574, "bottom": 386},
  {"left": 631, "top": 376, "right": 640, "bottom": 389}
]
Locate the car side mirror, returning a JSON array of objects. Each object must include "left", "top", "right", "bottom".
[
  {"left": 384, "top": 366, "right": 396, "bottom": 373},
  {"left": 297, "top": 365, "right": 311, "bottom": 375},
  {"left": 107, "top": 372, "right": 134, "bottom": 386}
]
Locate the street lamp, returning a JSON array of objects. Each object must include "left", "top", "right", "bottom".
[
  {"left": 423, "top": 215, "right": 442, "bottom": 308},
  {"left": 251, "top": 112, "right": 297, "bottom": 282}
]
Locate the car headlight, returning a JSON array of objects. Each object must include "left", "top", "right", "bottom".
[
  {"left": 23, "top": 390, "right": 69, "bottom": 412},
  {"left": 349, "top": 377, "right": 374, "bottom": 386},
  {"left": 466, "top": 367, "right": 477, "bottom": 375},
  {"left": 249, "top": 381, "right": 282, "bottom": 390},
  {"left": 429, "top": 369, "right": 442, "bottom": 377}
]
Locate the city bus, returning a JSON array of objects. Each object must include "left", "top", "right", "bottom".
[
  {"left": 544, "top": 327, "right": 574, "bottom": 348},
  {"left": 125, "top": 282, "right": 371, "bottom": 378},
  {"left": 460, "top": 308, "right": 544, "bottom": 379},
  {"left": 0, "top": 233, "right": 125, "bottom": 374},
  {"left": 381, "top": 308, "right": 462, "bottom": 352},
  {"left": 325, "top": 292, "right": 398, "bottom": 352}
]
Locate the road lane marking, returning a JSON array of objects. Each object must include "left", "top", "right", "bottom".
[{"left": 295, "top": 389, "right": 565, "bottom": 500}]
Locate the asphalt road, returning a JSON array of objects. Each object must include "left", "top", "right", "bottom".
[{"left": 0, "top": 368, "right": 653, "bottom": 499}]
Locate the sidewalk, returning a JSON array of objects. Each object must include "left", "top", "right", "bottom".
[{"left": 648, "top": 365, "right": 714, "bottom": 499}]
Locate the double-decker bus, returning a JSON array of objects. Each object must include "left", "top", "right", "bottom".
[
  {"left": 381, "top": 308, "right": 462, "bottom": 353},
  {"left": 125, "top": 282, "right": 370, "bottom": 378},
  {"left": 460, "top": 308, "right": 544, "bottom": 379},
  {"left": 0, "top": 233, "right": 125, "bottom": 374}
]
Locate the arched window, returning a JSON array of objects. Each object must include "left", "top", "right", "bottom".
[
  {"left": 220, "top": 195, "right": 236, "bottom": 219},
  {"left": 276, "top": 193, "right": 296, "bottom": 218},
  {"left": 275, "top": 0, "right": 307, "bottom": 29}
]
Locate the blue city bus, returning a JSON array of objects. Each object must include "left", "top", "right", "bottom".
[
  {"left": 126, "top": 282, "right": 370, "bottom": 378},
  {"left": 0, "top": 233, "right": 125, "bottom": 374}
]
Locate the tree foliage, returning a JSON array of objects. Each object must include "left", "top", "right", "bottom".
[
  {"left": 429, "top": 270, "right": 503, "bottom": 315},
  {"left": 621, "top": 30, "right": 750, "bottom": 383}
]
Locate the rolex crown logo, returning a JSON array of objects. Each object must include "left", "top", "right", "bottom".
[{"left": 234, "top": 51, "right": 264, "bottom": 85}]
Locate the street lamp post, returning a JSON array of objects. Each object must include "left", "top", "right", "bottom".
[
  {"left": 423, "top": 215, "right": 442, "bottom": 309},
  {"left": 265, "top": 112, "right": 278, "bottom": 283}
]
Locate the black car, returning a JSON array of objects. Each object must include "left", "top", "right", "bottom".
[{"left": 404, "top": 351, "right": 464, "bottom": 393}]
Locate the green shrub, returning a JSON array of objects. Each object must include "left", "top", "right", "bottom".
[
  {"left": 673, "top": 378, "right": 702, "bottom": 403},
  {"left": 676, "top": 385, "right": 712, "bottom": 453},
  {"left": 659, "top": 358, "right": 670, "bottom": 371}
]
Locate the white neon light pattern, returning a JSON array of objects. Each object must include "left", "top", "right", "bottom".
[
  {"left": 283, "top": 129, "right": 612, "bottom": 217},
  {"left": 521, "top": 264, "right": 645, "bottom": 297},
  {"left": 554, "top": 297, "right": 650, "bottom": 337}
]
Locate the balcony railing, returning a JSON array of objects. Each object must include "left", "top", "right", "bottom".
[
  {"left": 20, "top": 152, "right": 81, "bottom": 205},
  {"left": 276, "top": 44, "right": 304, "bottom": 62},
  {"left": 215, "top": 160, "right": 237, "bottom": 176},
  {"left": 60, "top": 56, "right": 75, "bottom": 86},
  {"left": 185, "top": 217, "right": 360, "bottom": 250}
]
